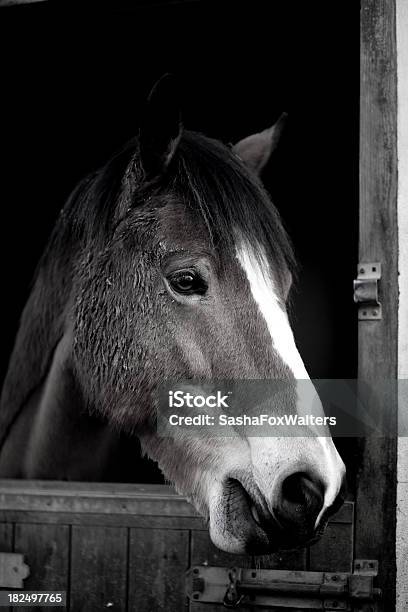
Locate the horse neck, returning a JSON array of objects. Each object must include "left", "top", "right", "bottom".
[{"left": 0, "top": 242, "right": 76, "bottom": 446}]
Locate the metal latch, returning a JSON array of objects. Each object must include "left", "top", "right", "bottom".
[
  {"left": 353, "top": 262, "right": 382, "bottom": 320},
  {"left": 0, "top": 552, "right": 30, "bottom": 588},
  {"left": 186, "top": 559, "right": 380, "bottom": 610}
]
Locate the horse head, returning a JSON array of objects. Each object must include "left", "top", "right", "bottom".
[{"left": 72, "top": 76, "right": 346, "bottom": 554}]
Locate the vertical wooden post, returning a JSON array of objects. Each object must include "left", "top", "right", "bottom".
[
  {"left": 358, "top": 1, "right": 398, "bottom": 609},
  {"left": 396, "top": 2, "right": 408, "bottom": 609}
]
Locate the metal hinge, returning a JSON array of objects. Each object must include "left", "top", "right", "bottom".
[
  {"left": 353, "top": 262, "right": 382, "bottom": 320},
  {"left": 186, "top": 559, "right": 380, "bottom": 610}
]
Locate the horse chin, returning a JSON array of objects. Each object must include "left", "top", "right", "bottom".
[{"left": 208, "top": 479, "right": 277, "bottom": 555}]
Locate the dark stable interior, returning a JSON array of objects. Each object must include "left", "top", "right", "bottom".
[{"left": 0, "top": 1, "right": 359, "bottom": 487}]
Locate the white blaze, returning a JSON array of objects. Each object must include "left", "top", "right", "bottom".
[
  {"left": 236, "top": 244, "right": 308, "bottom": 379},
  {"left": 236, "top": 241, "right": 344, "bottom": 515}
]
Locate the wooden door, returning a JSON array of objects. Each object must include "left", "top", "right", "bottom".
[{"left": 0, "top": 481, "right": 354, "bottom": 612}]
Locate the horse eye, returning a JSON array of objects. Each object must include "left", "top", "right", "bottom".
[{"left": 167, "top": 270, "right": 207, "bottom": 296}]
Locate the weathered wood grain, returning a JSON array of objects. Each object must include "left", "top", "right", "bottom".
[
  {"left": 128, "top": 528, "right": 189, "bottom": 612},
  {"left": 309, "top": 524, "right": 353, "bottom": 573},
  {"left": 0, "top": 523, "right": 13, "bottom": 551},
  {"left": 190, "top": 529, "right": 250, "bottom": 568},
  {"left": 14, "top": 523, "right": 69, "bottom": 612},
  {"left": 0, "top": 478, "right": 354, "bottom": 610},
  {"left": 70, "top": 525, "right": 127, "bottom": 611},
  {"left": 396, "top": 482, "right": 408, "bottom": 610},
  {"left": 309, "top": 503, "right": 354, "bottom": 573},
  {"left": 0, "top": 480, "right": 352, "bottom": 517},
  {"left": 0, "top": 524, "right": 13, "bottom": 612},
  {"left": 0, "top": 510, "right": 205, "bottom": 531},
  {"left": 254, "top": 548, "right": 307, "bottom": 572},
  {"left": 359, "top": 1, "right": 398, "bottom": 610},
  {"left": 0, "top": 481, "right": 198, "bottom": 517},
  {"left": 396, "top": 4, "right": 408, "bottom": 608}
]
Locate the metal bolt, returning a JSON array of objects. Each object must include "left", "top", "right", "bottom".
[{"left": 193, "top": 568, "right": 199, "bottom": 575}]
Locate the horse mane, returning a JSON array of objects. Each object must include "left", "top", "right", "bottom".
[{"left": 0, "top": 130, "right": 295, "bottom": 447}]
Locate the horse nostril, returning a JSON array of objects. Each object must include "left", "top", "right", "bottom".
[{"left": 280, "top": 472, "right": 324, "bottom": 518}]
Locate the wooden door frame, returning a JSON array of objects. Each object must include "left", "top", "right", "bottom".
[
  {"left": 396, "top": 1, "right": 408, "bottom": 610},
  {"left": 359, "top": 1, "right": 398, "bottom": 610}
]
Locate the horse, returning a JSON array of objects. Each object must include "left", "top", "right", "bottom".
[{"left": 0, "top": 76, "right": 345, "bottom": 555}]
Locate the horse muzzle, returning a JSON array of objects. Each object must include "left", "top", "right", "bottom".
[{"left": 208, "top": 466, "right": 346, "bottom": 555}]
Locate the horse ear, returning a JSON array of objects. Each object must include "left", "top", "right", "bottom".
[
  {"left": 233, "top": 113, "right": 287, "bottom": 175},
  {"left": 139, "top": 74, "right": 183, "bottom": 178}
]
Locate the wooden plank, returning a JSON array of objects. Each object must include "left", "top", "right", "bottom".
[
  {"left": 0, "top": 480, "right": 179, "bottom": 496},
  {"left": 309, "top": 502, "right": 354, "bottom": 572},
  {"left": 128, "top": 528, "right": 189, "bottom": 612},
  {"left": 14, "top": 523, "right": 69, "bottom": 612},
  {"left": 190, "top": 529, "right": 250, "bottom": 569},
  {"left": 0, "top": 505, "right": 352, "bottom": 531},
  {"left": 397, "top": 2, "right": 408, "bottom": 607},
  {"left": 189, "top": 606, "right": 219, "bottom": 612},
  {"left": 70, "top": 525, "right": 127, "bottom": 612},
  {"left": 0, "top": 511, "right": 205, "bottom": 531},
  {"left": 0, "top": 526, "right": 13, "bottom": 612},
  {"left": 309, "top": 524, "right": 353, "bottom": 573},
  {"left": 359, "top": 1, "right": 398, "bottom": 610},
  {"left": 0, "top": 481, "right": 199, "bottom": 517},
  {"left": 328, "top": 502, "right": 353, "bottom": 524},
  {"left": 0, "top": 479, "right": 352, "bottom": 523},
  {"left": 255, "top": 549, "right": 307, "bottom": 572},
  {"left": 396, "top": 482, "right": 408, "bottom": 610},
  {"left": 0, "top": 523, "right": 13, "bottom": 551}
]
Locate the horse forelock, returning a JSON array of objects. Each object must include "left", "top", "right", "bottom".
[
  {"left": 169, "top": 131, "right": 296, "bottom": 283},
  {"left": 54, "top": 130, "right": 296, "bottom": 281}
]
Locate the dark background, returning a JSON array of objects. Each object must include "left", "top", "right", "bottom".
[{"left": 0, "top": 1, "right": 359, "bottom": 429}]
